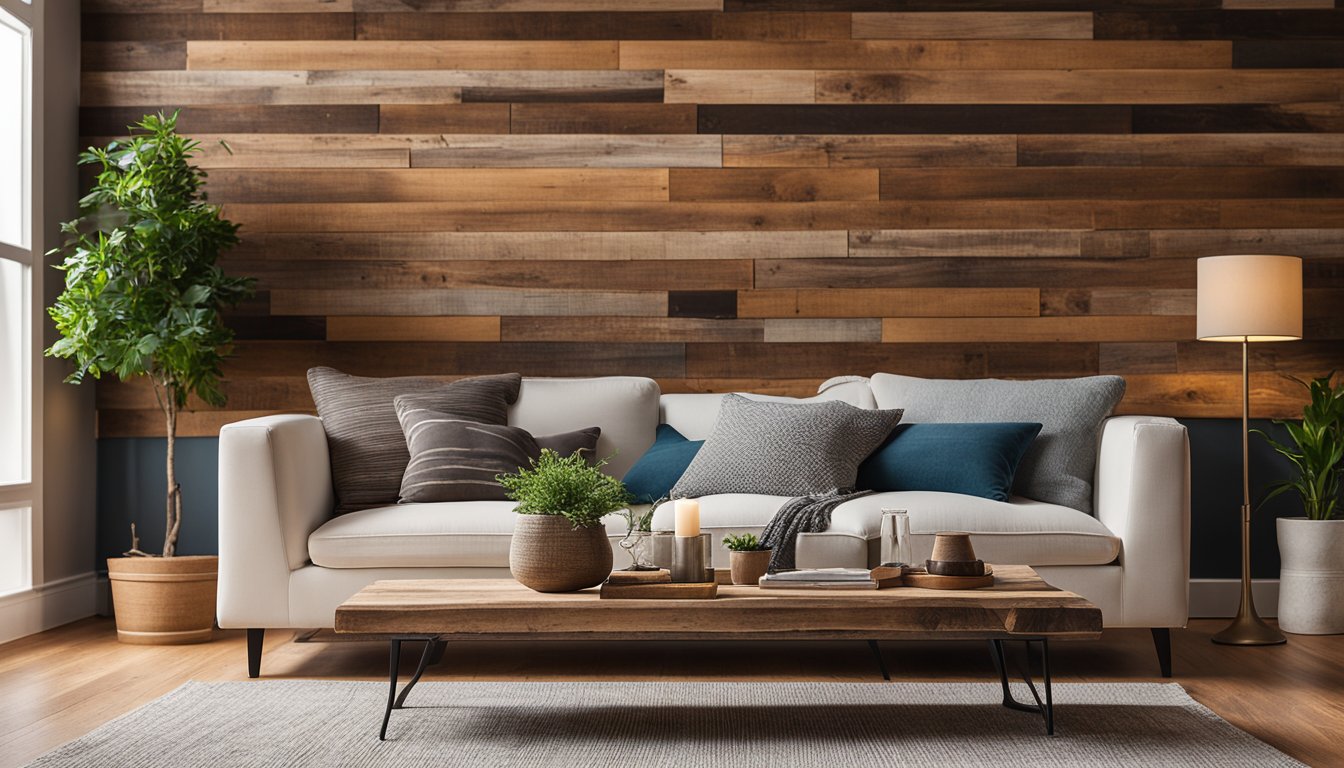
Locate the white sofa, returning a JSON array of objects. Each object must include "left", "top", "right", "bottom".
[{"left": 218, "top": 375, "right": 1190, "bottom": 677}]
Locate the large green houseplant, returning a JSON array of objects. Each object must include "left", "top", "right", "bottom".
[
  {"left": 47, "top": 111, "right": 252, "bottom": 643},
  {"left": 1257, "top": 373, "right": 1344, "bottom": 634}
]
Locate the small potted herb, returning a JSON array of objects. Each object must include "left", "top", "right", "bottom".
[
  {"left": 722, "top": 533, "right": 772, "bottom": 586},
  {"left": 498, "top": 450, "right": 631, "bottom": 592}
]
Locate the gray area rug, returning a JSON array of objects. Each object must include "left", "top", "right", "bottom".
[{"left": 28, "top": 681, "right": 1301, "bottom": 768}]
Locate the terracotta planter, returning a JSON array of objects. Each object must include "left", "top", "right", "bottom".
[
  {"left": 106, "top": 555, "right": 218, "bottom": 645},
  {"left": 1277, "top": 517, "right": 1344, "bottom": 635},
  {"left": 729, "top": 549, "right": 772, "bottom": 586},
  {"left": 510, "top": 515, "right": 613, "bottom": 593}
]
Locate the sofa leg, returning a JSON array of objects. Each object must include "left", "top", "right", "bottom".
[
  {"left": 247, "top": 628, "right": 265, "bottom": 679},
  {"left": 1150, "top": 628, "right": 1172, "bottom": 678}
]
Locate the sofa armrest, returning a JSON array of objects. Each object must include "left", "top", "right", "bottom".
[
  {"left": 1095, "top": 415, "right": 1191, "bottom": 628},
  {"left": 216, "top": 414, "right": 334, "bottom": 629}
]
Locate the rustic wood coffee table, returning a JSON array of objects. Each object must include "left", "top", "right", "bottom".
[{"left": 335, "top": 564, "right": 1101, "bottom": 740}]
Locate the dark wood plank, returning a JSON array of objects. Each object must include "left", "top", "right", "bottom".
[
  {"left": 722, "top": 0, "right": 1219, "bottom": 9},
  {"left": 82, "top": 12, "right": 355, "bottom": 41},
  {"left": 409, "top": 135, "right": 721, "bottom": 167},
  {"left": 878, "top": 167, "right": 1344, "bottom": 200},
  {"left": 698, "top": 105, "right": 1133, "bottom": 135},
  {"left": 738, "top": 287, "right": 1040, "bottom": 317},
  {"left": 669, "top": 168, "right": 880, "bottom": 201},
  {"left": 378, "top": 104, "right": 510, "bottom": 134},
  {"left": 1100, "top": 342, "right": 1179, "bottom": 374},
  {"left": 205, "top": 168, "right": 670, "bottom": 203},
  {"left": 1148, "top": 228, "right": 1344, "bottom": 258},
  {"left": 684, "top": 341, "right": 1099, "bottom": 379},
  {"left": 669, "top": 291, "right": 738, "bottom": 318},
  {"left": 725, "top": 134, "right": 1016, "bottom": 168},
  {"left": 1232, "top": 41, "right": 1344, "bottom": 68},
  {"left": 1094, "top": 10, "right": 1344, "bottom": 39},
  {"left": 880, "top": 315, "right": 1194, "bottom": 343},
  {"left": 81, "top": 42, "right": 186, "bottom": 71},
  {"left": 510, "top": 104, "right": 697, "bottom": 134},
  {"left": 355, "top": 11, "right": 713, "bottom": 39},
  {"left": 354, "top": 0, "right": 722, "bottom": 10},
  {"left": 1176, "top": 340, "right": 1344, "bottom": 371},
  {"left": 79, "top": 105, "right": 379, "bottom": 135},
  {"left": 755, "top": 257, "right": 1197, "bottom": 289},
  {"left": 1017, "top": 134, "right": 1344, "bottom": 167},
  {"left": 1040, "top": 288, "right": 1194, "bottom": 316},
  {"left": 502, "top": 317, "right": 763, "bottom": 342},
  {"left": 186, "top": 40, "right": 621, "bottom": 70},
  {"left": 711, "top": 11, "right": 850, "bottom": 39},
  {"left": 851, "top": 11, "right": 1094, "bottom": 39},
  {"left": 1133, "top": 103, "right": 1344, "bottom": 133}
]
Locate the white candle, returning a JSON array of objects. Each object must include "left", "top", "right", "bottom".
[{"left": 674, "top": 499, "right": 700, "bottom": 538}]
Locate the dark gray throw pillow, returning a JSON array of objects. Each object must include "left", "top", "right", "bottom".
[
  {"left": 307, "top": 367, "right": 522, "bottom": 514},
  {"left": 670, "top": 394, "right": 903, "bottom": 498},
  {"left": 395, "top": 396, "right": 601, "bottom": 504}
]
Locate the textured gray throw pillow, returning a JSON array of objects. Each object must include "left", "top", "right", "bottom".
[
  {"left": 670, "top": 394, "right": 903, "bottom": 498},
  {"left": 868, "top": 374, "right": 1125, "bottom": 514},
  {"left": 307, "top": 367, "right": 522, "bottom": 514},
  {"left": 394, "top": 396, "right": 600, "bottom": 503}
]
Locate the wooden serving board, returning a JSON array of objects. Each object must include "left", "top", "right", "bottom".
[
  {"left": 902, "top": 565, "right": 995, "bottom": 591},
  {"left": 599, "top": 581, "right": 718, "bottom": 600}
]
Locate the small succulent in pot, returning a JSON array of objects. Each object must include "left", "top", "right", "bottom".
[{"left": 722, "top": 533, "right": 772, "bottom": 586}]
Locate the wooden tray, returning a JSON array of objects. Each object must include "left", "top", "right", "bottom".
[
  {"left": 902, "top": 564, "right": 995, "bottom": 590},
  {"left": 599, "top": 581, "right": 718, "bottom": 599}
]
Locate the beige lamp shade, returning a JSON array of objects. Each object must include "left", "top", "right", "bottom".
[{"left": 1196, "top": 254, "right": 1303, "bottom": 342}]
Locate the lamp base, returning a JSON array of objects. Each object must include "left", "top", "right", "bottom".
[{"left": 1211, "top": 611, "right": 1286, "bottom": 646}]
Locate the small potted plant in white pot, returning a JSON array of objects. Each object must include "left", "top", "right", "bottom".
[
  {"left": 1256, "top": 373, "right": 1344, "bottom": 634},
  {"left": 500, "top": 450, "right": 631, "bottom": 592},
  {"left": 46, "top": 112, "right": 253, "bottom": 644},
  {"left": 723, "top": 533, "right": 772, "bottom": 586}
]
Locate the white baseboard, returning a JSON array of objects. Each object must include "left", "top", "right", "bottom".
[
  {"left": 1189, "top": 578, "right": 1279, "bottom": 618},
  {"left": 0, "top": 572, "right": 99, "bottom": 645}
]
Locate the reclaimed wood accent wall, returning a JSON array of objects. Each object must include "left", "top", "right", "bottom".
[{"left": 81, "top": 0, "right": 1344, "bottom": 437}]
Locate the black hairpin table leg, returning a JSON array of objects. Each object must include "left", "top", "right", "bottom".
[
  {"left": 989, "top": 638, "right": 1055, "bottom": 736},
  {"left": 867, "top": 639, "right": 891, "bottom": 681},
  {"left": 380, "top": 636, "right": 442, "bottom": 741}
]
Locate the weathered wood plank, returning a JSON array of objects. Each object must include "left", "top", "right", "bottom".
[
  {"left": 1177, "top": 340, "right": 1344, "bottom": 371},
  {"left": 326, "top": 316, "right": 501, "bottom": 342},
  {"left": 668, "top": 168, "right": 879, "bottom": 202},
  {"left": 1148, "top": 229, "right": 1344, "bottom": 259},
  {"left": 668, "top": 291, "right": 738, "bottom": 319},
  {"left": 1219, "top": 200, "right": 1344, "bottom": 229},
  {"left": 80, "top": 105, "right": 379, "bottom": 134},
  {"left": 82, "top": 0, "right": 202, "bottom": 12},
  {"left": 664, "top": 70, "right": 815, "bottom": 104},
  {"left": 1017, "top": 134, "right": 1344, "bottom": 167},
  {"left": 1040, "top": 288, "right": 1195, "bottom": 316},
  {"left": 355, "top": 0, "right": 723, "bottom": 10},
  {"left": 685, "top": 342, "right": 1099, "bottom": 379},
  {"left": 620, "top": 40, "right": 1230, "bottom": 70},
  {"left": 271, "top": 288, "right": 666, "bottom": 316},
  {"left": 881, "top": 316, "right": 1195, "bottom": 343},
  {"left": 409, "top": 135, "right": 721, "bottom": 168},
  {"left": 816, "top": 70, "right": 1344, "bottom": 105},
  {"left": 1118, "top": 373, "right": 1312, "bottom": 419},
  {"left": 83, "top": 12, "right": 355, "bottom": 41},
  {"left": 1100, "top": 342, "right": 1179, "bottom": 374},
  {"left": 204, "top": 0, "right": 352, "bottom": 11},
  {"left": 189, "top": 134, "right": 411, "bottom": 168},
  {"left": 205, "top": 168, "right": 671, "bottom": 203},
  {"left": 737, "top": 288, "right": 1040, "bottom": 318},
  {"left": 501, "top": 317, "right": 763, "bottom": 342},
  {"left": 81, "top": 42, "right": 186, "bottom": 71},
  {"left": 762, "top": 319, "right": 883, "bottom": 342},
  {"left": 1233, "top": 41, "right": 1344, "bottom": 69},
  {"left": 355, "top": 11, "right": 712, "bottom": 39},
  {"left": 723, "top": 134, "right": 1017, "bottom": 168},
  {"left": 849, "top": 229, "right": 1149, "bottom": 259},
  {"left": 509, "top": 104, "right": 697, "bottom": 134},
  {"left": 699, "top": 105, "right": 1133, "bottom": 135},
  {"left": 756, "top": 258, "right": 1197, "bottom": 289},
  {"left": 878, "top": 167, "right": 1344, "bottom": 200},
  {"left": 1222, "top": 0, "right": 1333, "bottom": 7},
  {"left": 1132, "top": 103, "right": 1344, "bottom": 133},
  {"left": 379, "top": 105, "right": 511, "bottom": 134},
  {"left": 186, "top": 40, "right": 620, "bottom": 70},
  {"left": 230, "top": 230, "right": 845, "bottom": 261},
  {"left": 721, "top": 0, "right": 1220, "bottom": 9},
  {"left": 851, "top": 12, "right": 1093, "bottom": 39},
  {"left": 1094, "top": 10, "right": 1344, "bottom": 39},
  {"left": 712, "top": 12, "right": 850, "bottom": 39}
]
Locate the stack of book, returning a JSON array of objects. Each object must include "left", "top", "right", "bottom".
[{"left": 759, "top": 566, "right": 905, "bottom": 590}]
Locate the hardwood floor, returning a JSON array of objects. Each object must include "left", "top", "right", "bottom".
[{"left": 1, "top": 617, "right": 1340, "bottom": 766}]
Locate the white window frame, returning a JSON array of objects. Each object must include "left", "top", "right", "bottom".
[{"left": 0, "top": 0, "right": 42, "bottom": 597}]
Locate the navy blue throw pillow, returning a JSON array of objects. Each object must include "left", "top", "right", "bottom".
[
  {"left": 856, "top": 423, "right": 1043, "bottom": 502},
  {"left": 623, "top": 424, "right": 704, "bottom": 504}
]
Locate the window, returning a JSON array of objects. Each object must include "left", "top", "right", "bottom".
[{"left": 0, "top": 1, "right": 33, "bottom": 597}]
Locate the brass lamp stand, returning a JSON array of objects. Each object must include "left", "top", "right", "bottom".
[{"left": 1197, "top": 254, "right": 1302, "bottom": 647}]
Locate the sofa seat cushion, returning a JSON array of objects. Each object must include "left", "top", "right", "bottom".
[
  {"left": 308, "top": 503, "right": 628, "bottom": 569},
  {"left": 650, "top": 493, "right": 793, "bottom": 534}
]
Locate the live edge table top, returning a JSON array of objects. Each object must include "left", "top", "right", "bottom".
[{"left": 334, "top": 565, "right": 1101, "bottom": 642}]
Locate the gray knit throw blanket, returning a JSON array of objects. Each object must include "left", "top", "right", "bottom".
[{"left": 759, "top": 489, "right": 874, "bottom": 572}]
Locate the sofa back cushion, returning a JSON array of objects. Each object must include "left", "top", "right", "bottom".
[
  {"left": 660, "top": 375, "right": 878, "bottom": 441},
  {"left": 856, "top": 422, "right": 1043, "bottom": 502},
  {"left": 509, "top": 376, "right": 660, "bottom": 480},
  {"left": 869, "top": 374, "right": 1125, "bottom": 514}
]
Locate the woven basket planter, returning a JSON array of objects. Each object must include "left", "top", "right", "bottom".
[{"left": 510, "top": 514, "right": 613, "bottom": 593}]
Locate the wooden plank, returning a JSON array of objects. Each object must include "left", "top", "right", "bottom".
[
  {"left": 205, "top": 168, "right": 671, "bottom": 203},
  {"left": 668, "top": 169, "right": 879, "bottom": 202},
  {"left": 711, "top": 12, "right": 850, "bottom": 39},
  {"left": 723, "top": 134, "right": 1017, "bottom": 168},
  {"left": 878, "top": 167, "right": 1344, "bottom": 200},
  {"left": 501, "top": 317, "right": 763, "bottom": 342},
  {"left": 756, "top": 258, "right": 1196, "bottom": 289},
  {"left": 851, "top": 12, "right": 1093, "bottom": 39},
  {"left": 1222, "top": 0, "right": 1334, "bottom": 7},
  {"left": 1233, "top": 41, "right": 1344, "bottom": 69},
  {"left": 1133, "top": 104, "right": 1344, "bottom": 133},
  {"left": 1177, "top": 340, "right": 1344, "bottom": 371},
  {"left": 271, "top": 288, "right": 666, "bottom": 316},
  {"left": 1219, "top": 200, "right": 1344, "bottom": 229},
  {"left": 509, "top": 104, "right": 697, "bottom": 134},
  {"left": 355, "top": 11, "right": 713, "bottom": 39},
  {"left": 81, "top": 42, "right": 186, "bottom": 71},
  {"left": 83, "top": 12, "right": 355, "bottom": 41},
  {"left": 1040, "top": 288, "right": 1195, "bottom": 316},
  {"left": 1094, "top": 10, "right": 1344, "bottom": 40},
  {"left": 188, "top": 134, "right": 412, "bottom": 168},
  {"left": 1100, "top": 342, "right": 1179, "bottom": 374},
  {"left": 737, "top": 288, "right": 1040, "bottom": 318},
  {"left": 849, "top": 229, "right": 1150, "bottom": 259},
  {"left": 379, "top": 105, "right": 511, "bottom": 134},
  {"left": 664, "top": 70, "right": 815, "bottom": 104},
  {"left": 816, "top": 70, "right": 1344, "bottom": 105},
  {"left": 79, "top": 105, "right": 379, "bottom": 135},
  {"left": 721, "top": 0, "right": 1220, "bottom": 9},
  {"left": 96, "top": 376, "right": 317, "bottom": 411},
  {"left": 1017, "top": 134, "right": 1344, "bottom": 167},
  {"left": 409, "top": 135, "right": 720, "bottom": 168},
  {"left": 698, "top": 105, "right": 1134, "bottom": 135},
  {"left": 186, "top": 40, "right": 620, "bottom": 70},
  {"left": 686, "top": 342, "right": 988, "bottom": 379},
  {"left": 1118, "top": 372, "right": 1312, "bottom": 419},
  {"left": 1148, "top": 229, "right": 1344, "bottom": 259},
  {"left": 326, "top": 316, "right": 501, "bottom": 342},
  {"left": 237, "top": 259, "right": 750, "bottom": 291},
  {"left": 668, "top": 291, "right": 738, "bottom": 318},
  {"left": 204, "top": 0, "right": 352, "bottom": 11},
  {"left": 762, "top": 319, "right": 882, "bottom": 342},
  {"left": 880, "top": 316, "right": 1195, "bottom": 343},
  {"left": 620, "top": 40, "right": 1230, "bottom": 70},
  {"left": 230, "top": 231, "right": 846, "bottom": 261},
  {"left": 81, "top": 0, "right": 202, "bottom": 11},
  {"left": 354, "top": 0, "right": 723, "bottom": 10}
]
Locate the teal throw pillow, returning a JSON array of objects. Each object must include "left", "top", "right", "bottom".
[
  {"left": 856, "top": 423, "right": 1043, "bottom": 502},
  {"left": 623, "top": 424, "right": 703, "bottom": 504}
]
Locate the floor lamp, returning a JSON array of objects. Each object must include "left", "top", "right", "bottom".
[{"left": 1197, "top": 254, "right": 1302, "bottom": 646}]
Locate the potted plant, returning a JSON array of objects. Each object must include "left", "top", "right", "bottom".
[
  {"left": 46, "top": 112, "right": 252, "bottom": 644},
  {"left": 1256, "top": 373, "right": 1344, "bottom": 634},
  {"left": 499, "top": 450, "right": 631, "bottom": 592},
  {"left": 617, "top": 502, "right": 658, "bottom": 571},
  {"left": 722, "top": 533, "right": 772, "bottom": 586}
]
